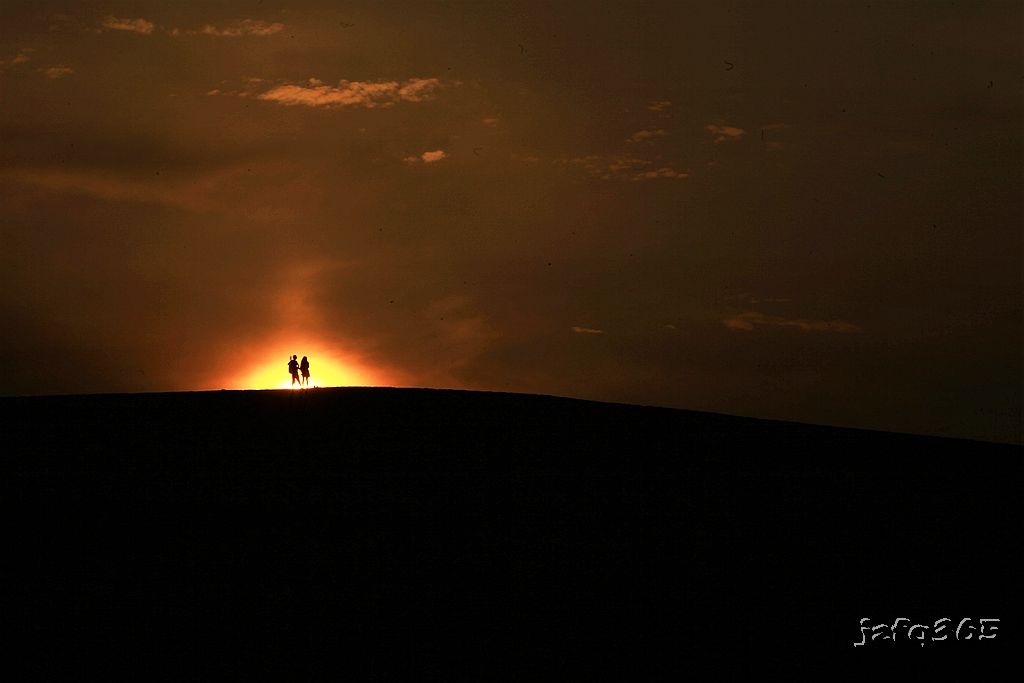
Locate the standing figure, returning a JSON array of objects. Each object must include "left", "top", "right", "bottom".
[
  {"left": 288, "top": 355, "right": 301, "bottom": 387},
  {"left": 300, "top": 356, "right": 310, "bottom": 386}
]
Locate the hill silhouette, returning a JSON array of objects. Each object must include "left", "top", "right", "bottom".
[{"left": 4, "top": 387, "right": 1018, "bottom": 678}]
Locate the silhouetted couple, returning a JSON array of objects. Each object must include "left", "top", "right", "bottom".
[{"left": 288, "top": 355, "right": 310, "bottom": 387}]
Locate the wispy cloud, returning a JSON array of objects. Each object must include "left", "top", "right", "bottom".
[
  {"left": 0, "top": 49, "right": 33, "bottom": 70},
  {"left": 101, "top": 16, "right": 284, "bottom": 38},
  {"left": 627, "top": 129, "right": 668, "bottom": 144},
  {"left": 706, "top": 123, "right": 745, "bottom": 144},
  {"left": 557, "top": 155, "right": 637, "bottom": 179},
  {"left": 0, "top": 163, "right": 280, "bottom": 214},
  {"left": 482, "top": 117, "right": 500, "bottom": 127},
  {"left": 648, "top": 100, "right": 672, "bottom": 112},
  {"left": 101, "top": 16, "right": 155, "bottom": 35},
  {"left": 572, "top": 326, "right": 604, "bottom": 334},
  {"left": 634, "top": 167, "right": 688, "bottom": 180},
  {"left": 194, "top": 19, "right": 285, "bottom": 37},
  {"left": 604, "top": 156, "right": 649, "bottom": 172},
  {"left": 556, "top": 155, "right": 688, "bottom": 181},
  {"left": 40, "top": 66, "right": 73, "bottom": 79},
  {"left": 1, "top": 167, "right": 203, "bottom": 210},
  {"left": 404, "top": 150, "right": 447, "bottom": 164},
  {"left": 250, "top": 77, "right": 442, "bottom": 109},
  {"left": 723, "top": 311, "right": 860, "bottom": 333}
]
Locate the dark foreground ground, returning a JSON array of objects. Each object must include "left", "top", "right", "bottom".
[{"left": 3, "top": 388, "right": 1020, "bottom": 678}]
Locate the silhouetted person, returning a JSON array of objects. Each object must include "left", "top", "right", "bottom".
[
  {"left": 300, "top": 356, "right": 310, "bottom": 386},
  {"left": 288, "top": 355, "right": 301, "bottom": 386}
]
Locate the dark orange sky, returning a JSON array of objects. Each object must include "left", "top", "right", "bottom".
[{"left": 1, "top": 1, "right": 1021, "bottom": 442}]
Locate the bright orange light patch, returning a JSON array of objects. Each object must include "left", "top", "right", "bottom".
[
  {"left": 224, "top": 340, "right": 384, "bottom": 391},
  {"left": 210, "top": 264, "right": 402, "bottom": 392}
]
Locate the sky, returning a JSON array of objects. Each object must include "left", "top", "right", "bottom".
[{"left": 1, "top": 1, "right": 1021, "bottom": 443}]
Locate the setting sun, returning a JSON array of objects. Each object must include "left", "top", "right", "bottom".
[{"left": 226, "top": 341, "right": 385, "bottom": 391}]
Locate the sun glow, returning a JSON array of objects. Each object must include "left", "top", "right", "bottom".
[
  {"left": 227, "top": 341, "right": 384, "bottom": 391},
  {"left": 214, "top": 265, "right": 402, "bottom": 392}
]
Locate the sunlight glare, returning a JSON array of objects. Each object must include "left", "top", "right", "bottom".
[{"left": 229, "top": 343, "right": 381, "bottom": 391}]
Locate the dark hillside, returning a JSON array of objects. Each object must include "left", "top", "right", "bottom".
[{"left": 4, "top": 388, "right": 1019, "bottom": 678}]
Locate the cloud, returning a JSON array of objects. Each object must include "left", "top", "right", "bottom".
[
  {"left": 634, "top": 167, "right": 688, "bottom": 180},
  {"left": 558, "top": 155, "right": 642, "bottom": 179},
  {"left": 572, "top": 326, "right": 604, "bottom": 334},
  {"left": 627, "top": 129, "right": 668, "bottom": 143},
  {"left": 557, "top": 155, "right": 689, "bottom": 182},
  {"left": 40, "top": 66, "right": 74, "bottom": 79},
  {"left": 101, "top": 16, "right": 155, "bottom": 35},
  {"left": 1, "top": 50, "right": 33, "bottom": 70},
  {"left": 0, "top": 163, "right": 271, "bottom": 214},
  {"left": 706, "top": 124, "right": 745, "bottom": 143},
  {"left": 605, "top": 156, "right": 649, "bottom": 172},
  {"left": 648, "top": 100, "right": 672, "bottom": 112},
  {"left": 404, "top": 150, "right": 447, "bottom": 164},
  {"left": 197, "top": 19, "right": 285, "bottom": 37},
  {"left": 723, "top": 311, "right": 861, "bottom": 333},
  {"left": 254, "top": 78, "right": 442, "bottom": 109},
  {"left": 1, "top": 167, "right": 193, "bottom": 208},
  {"left": 482, "top": 117, "right": 500, "bottom": 127},
  {"left": 397, "top": 79, "right": 441, "bottom": 102}
]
